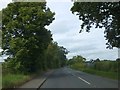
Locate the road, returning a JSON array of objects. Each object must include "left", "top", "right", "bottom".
[{"left": 40, "top": 67, "right": 118, "bottom": 88}]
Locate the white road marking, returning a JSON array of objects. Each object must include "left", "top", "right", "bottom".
[
  {"left": 65, "top": 68, "right": 91, "bottom": 85},
  {"left": 78, "top": 77, "right": 91, "bottom": 85},
  {"left": 71, "top": 73, "right": 91, "bottom": 85}
]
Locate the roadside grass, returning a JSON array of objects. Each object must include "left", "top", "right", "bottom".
[
  {"left": 2, "top": 73, "right": 31, "bottom": 88},
  {"left": 71, "top": 65, "right": 118, "bottom": 80},
  {"left": 2, "top": 69, "right": 46, "bottom": 88}
]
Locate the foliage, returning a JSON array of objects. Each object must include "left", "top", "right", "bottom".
[
  {"left": 45, "top": 42, "right": 68, "bottom": 69},
  {"left": 71, "top": 63, "right": 86, "bottom": 70},
  {"left": 72, "top": 66, "right": 118, "bottom": 80},
  {"left": 71, "top": 2, "right": 120, "bottom": 48},
  {"left": 69, "top": 56, "right": 118, "bottom": 80},
  {"left": 93, "top": 60, "right": 118, "bottom": 72},
  {"left": 1, "top": 2, "right": 68, "bottom": 88},
  {"left": 67, "top": 55, "right": 86, "bottom": 65},
  {"left": 2, "top": 41, "right": 68, "bottom": 88},
  {"left": 67, "top": 55, "right": 86, "bottom": 69},
  {"left": 68, "top": 55, "right": 118, "bottom": 79},
  {"left": 2, "top": 2, "right": 55, "bottom": 73}
]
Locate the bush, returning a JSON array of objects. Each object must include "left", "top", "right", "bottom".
[{"left": 93, "top": 60, "right": 118, "bottom": 72}]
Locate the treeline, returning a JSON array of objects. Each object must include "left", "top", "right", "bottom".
[
  {"left": 2, "top": 2, "right": 68, "bottom": 74},
  {"left": 67, "top": 55, "right": 86, "bottom": 69},
  {"left": 68, "top": 56, "right": 119, "bottom": 73},
  {"left": 91, "top": 59, "right": 119, "bottom": 72},
  {"left": 3, "top": 41, "right": 68, "bottom": 74},
  {"left": 45, "top": 42, "right": 68, "bottom": 69}
]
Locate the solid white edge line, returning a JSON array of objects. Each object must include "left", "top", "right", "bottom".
[{"left": 78, "top": 77, "right": 91, "bottom": 85}]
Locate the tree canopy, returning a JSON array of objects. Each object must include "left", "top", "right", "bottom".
[
  {"left": 2, "top": 2, "right": 69, "bottom": 74},
  {"left": 2, "top": 2, "right": 55, "bottom": 73},
  {"left": 45, "top": 42, "right": 68, "bottom": 68},
  {"left": 71, "top": 2, "right": 120, "bottom": 48},
  {"left": 67, "top": 55, "right": 86, "bottom": 65}
]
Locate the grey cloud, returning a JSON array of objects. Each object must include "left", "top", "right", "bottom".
[
  {"left": 0, "top": 0, "right": 12, "bottom": 10},
  {"left": 0, "top": 1, "right": 117, "bottom": 61}
]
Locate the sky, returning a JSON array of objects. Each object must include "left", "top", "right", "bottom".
[{"left": 0, "top": 0, "right": 118, "bottom": 61}]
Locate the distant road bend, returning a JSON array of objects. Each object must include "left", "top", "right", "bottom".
[{"left": 40, "top": 67, "right": 118, "bottom": 88}]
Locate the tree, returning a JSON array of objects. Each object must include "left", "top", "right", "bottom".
[
  {"left": 2, "top": 2, "right": 55, "bottom": 73},
  {"left": 68, "top": 55, "right": 86, "bottom": 65},
  {"left": 73, "top": 55, "right": 86, "bottom": 63},
  {"left": 45, "top": 42, "right": 68, "bottom": 68},
  {"left": 67, "top": 55, "right": 86, "bottom": 69},
  {"left": 71, "top": 2, "right": 120, "bottom": 48},
  {"left": 94, "top": 58, "right": 100, "bottom": 62}
]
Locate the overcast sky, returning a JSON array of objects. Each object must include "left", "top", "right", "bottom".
[{"left": 0, "top": 0, "right": 118, "bottom": 61}]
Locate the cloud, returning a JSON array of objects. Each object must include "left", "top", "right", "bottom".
[
  {"left": 0, "top": 1, "right": 118, "bottom": 61},
  {"left": 0, "top": 0, "right": 12, "bottom": 10},
  {"left": 46, "top": 1, "right": 118, "bottom": 60},
  {"left": 0, "top": 48, "right": 3, "bottom": 52}
]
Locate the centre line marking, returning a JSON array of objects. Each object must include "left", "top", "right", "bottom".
[{"left": 78, "top": 77, "right": 91, "bottom": 85}]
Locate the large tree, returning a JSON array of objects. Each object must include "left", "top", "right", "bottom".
[
  {"left": 2, "top": 2, "right": 55, "bottom": 73},
  {"left": 71, "top": 2, "right": 120, "bottom": 48}
]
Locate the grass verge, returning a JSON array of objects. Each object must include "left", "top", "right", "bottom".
[
  {"left": 2, "top": 70, "right": 47, "bottom": 89},
  {"left": 2, "top": 73, "right": 32, "bottom": 88},
  {"left": 71, "top": 65, "right": 118, "bottom": 80}
]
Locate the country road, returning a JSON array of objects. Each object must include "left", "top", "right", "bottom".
[{"left": 40, "top": 67, "right": 118, "bottom": 88}]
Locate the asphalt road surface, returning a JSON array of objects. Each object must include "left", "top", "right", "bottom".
[{"left": 40, "top": 67, "right": 118, "bottom": 88}]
